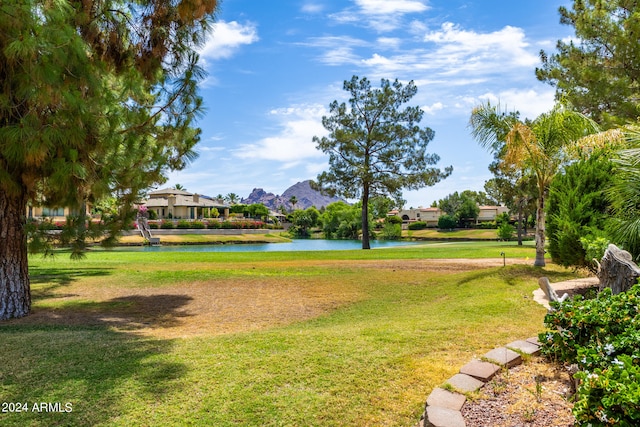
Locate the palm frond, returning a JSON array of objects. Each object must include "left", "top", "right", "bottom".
[
  {"left": 468, "top": 101, "right": 518, "bottom": 153},
  {"left": 568, "top": 128, "right": 626, "bottom": 159}
]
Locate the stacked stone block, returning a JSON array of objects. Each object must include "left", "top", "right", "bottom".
[{"left": 418, "top": 338, "right": 541, "bottom": 427}]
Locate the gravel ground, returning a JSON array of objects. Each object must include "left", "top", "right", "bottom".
[{"left": 461, "top": 356, "right": 576, "bottom": 427}]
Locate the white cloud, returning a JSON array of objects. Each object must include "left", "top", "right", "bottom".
[
  {"left": 477, "top": 88, "right": 556, "bottom": 120},
  {"left": 233, "top": 105, "right": 328, "bottom": 163},
  {"left": 361, "top": 53, "right": 395, "bottom": 67},
  {"left": 198, "top": 146, "right": 225, "bottom": 152},
  {"left": 423, "top": 23, "right": 539, "bottom": 71},
  {"left": 314, "top": 21, "right": 540, "bottom": 85},
  {"left": 330, "top": 0, "right": 429, "bottom": 32},
  {"left": 303, "top": 36, "right": 368, "bottom": 65},
  {"left": 422, "top": 102, "right": 444, "bottom": 115},
  {"left": 354, "top": 0, "right": 429, "bottom": 15},
  {"left": 377, "top": 37, "right": 402, "bottom": 50},
  {"left": 301, "top": 2, "right": 324, "bottom": 13},
  {"left": 199, "top": 21, "right": 259, "bottom": 60}
]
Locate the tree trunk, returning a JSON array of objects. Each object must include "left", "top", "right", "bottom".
[
  {"left": 534, "top": 194, "right": 546, "bottom": 267},
  {"left": 361, "top": 184, "right": 370, "bottom": 250},
  {"left": 0, "top": 191, "right": 31, "bottom": 320},
  {"left": 517, "top": 201, "right": 523, "bottom": 246}
]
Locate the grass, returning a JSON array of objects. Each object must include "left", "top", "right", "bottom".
[
  {"left": 405, "top": 228, "right": 525, "bottom": 240},
  {"left": 0, "top": 242, "right": 586, "bottom": 426}
]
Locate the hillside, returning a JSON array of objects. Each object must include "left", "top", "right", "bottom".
[{"left": 242, "top": 180, "right": 344, "bottom": 211}]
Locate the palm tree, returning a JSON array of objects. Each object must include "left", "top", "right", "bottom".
[
  {"left": 469, "top": 102, "right": 599, "bottom": 266},
  {"left": 289, "top": 195, "right": 298, "bottom": 211},
  {"left": 225, "top": 193, "right": 239, "bottom": 204},
  {"left": 607, "top": 130, "right": 640, "bottom": 258},
  {"left": 174, "top": 184, "right": 186, "bottom": 191}
]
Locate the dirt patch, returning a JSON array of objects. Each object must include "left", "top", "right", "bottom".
[
  {"left": 462, "top": 356, "right": 575, "bottom": 426},
  {"left": 348, "top": 258, "right": 531, "bottom": 273},
  {"left": 15, "top": 277, "right": 361, "bottom": 339}
]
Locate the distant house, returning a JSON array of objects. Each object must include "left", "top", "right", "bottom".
[
  {"left": 477, "top": 205, "right": 510, "bottom": 223},
  {"left": 269, "top": 209, "right": 287, "bottom": 223},
  {"left": 390, "top": 205, "right": 509, "bottom": 227},
  {"left": 142, "top": 188, "right": 229, "bottom": 220},
  {"left": 396, "top": 207, "right": 443, "bottom": 227},
  {"left": 27, "top": 204, "right": 91, "bottom": 221}
]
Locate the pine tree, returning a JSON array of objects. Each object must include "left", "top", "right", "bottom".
[
  {"left": 537, "top": 0, "right": 640, "bottom": 128},
  {"left": 0, "top": 0, "right": 218, "bottom": 320},
  {"left": 314, "top": 76, "right": 452, "bottom": 249}
]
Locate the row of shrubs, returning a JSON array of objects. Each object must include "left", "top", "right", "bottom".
[
  {"left": 405, "top": 219, "right": 517, "bottom": 240},
  {"left": 147, "top": 220, "right": 279, "bottom": 230},
  {"left": 540, "top": 286, "right": 640, "bottom": 425}
]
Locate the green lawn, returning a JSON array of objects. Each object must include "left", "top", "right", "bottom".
[
  {"left": 0, "top": 243, "right": 584, "bottom": 426},
  {"left": 405, "top": 228, "right": 526, "bottom": 240}
]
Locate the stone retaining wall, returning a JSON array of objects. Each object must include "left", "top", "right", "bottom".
[{"left": 417, "top": 338, "right": 542, "bottom": 427}]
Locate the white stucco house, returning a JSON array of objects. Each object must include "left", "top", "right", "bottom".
[{"left": 141, "top": 188, "right": 230, "bottom": 219}]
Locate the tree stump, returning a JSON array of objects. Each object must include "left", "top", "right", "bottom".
[{"left": 597, "top": 244, "right": 640, "bottom": 294}]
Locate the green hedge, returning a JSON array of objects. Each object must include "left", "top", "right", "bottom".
[
  {"left": 407, "top": 221, "right": 427, "bottom": 230},
  {"left": 540, "top": 286, "right": 640, "bottom": 425}
]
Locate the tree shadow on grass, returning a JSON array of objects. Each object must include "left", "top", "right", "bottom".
[
  {"left": 0, "top": 293, "right": 194, "bottom": 426},
  {"left": 29, "top": 266, "right": 114, "bottom": 300},
  {"left": 6, "top": 294, "right": 194, "bottom": 331},
  {"left": 454, "top": 264, "right": 584, "bottom": 287}
]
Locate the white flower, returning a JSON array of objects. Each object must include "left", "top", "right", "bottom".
[
  {"left": 598, "top": 411, "right": 608, "bottom": 423},
  {"left": 604, "top": 343, "right": 615, "bottom": 355},
  {"left": 587, "top": 373, "right": 598, "bottom": 380},
  {"left": 612, "top": 357, "right": 624, "bottom": 367},
  {"left": 581, "top": 357, "right": 587, "bottom": 364},
  {"left": 546, "top": 332, "right": 553, "bottom": 341}
]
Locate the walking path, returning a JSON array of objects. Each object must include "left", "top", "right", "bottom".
[{"left": 418, "top": 277, "right": 599, "bottom": 427}]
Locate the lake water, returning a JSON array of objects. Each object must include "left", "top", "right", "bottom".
[{"left": 118, "top": 239, "right": 424, "bottom": 253}]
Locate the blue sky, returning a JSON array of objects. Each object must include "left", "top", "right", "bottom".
[{"left": 165, "top": 0, "right": 573, "bottom": 208}]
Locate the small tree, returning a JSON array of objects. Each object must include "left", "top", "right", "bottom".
[
  {"left": 437, "top": 191, "right": 480, "bottom": 227},
  {"left": 456, "top": 196, "right": 480, "bottom": 227},
  {"left": 246, "top": 203, "right": 270, "bottom": 220},
  {"left": 381, "top": 220, "right": 402, "bottom": 240},
  {"left": 320, "top": 202, "right": 359, "bottom": 239},
  {"left": 225, "top": 193, "right": 240, "bottom": 204},
  {"left": 438, "top": 215, "right": 457, "bottom": 230},
  {"left": 314, "top": 76, "right": 452, "bottom": 249},
  {"left": 289, "top": 207, "right": 320, "bottom": 238},
  {"left": 497, "top": 222, "right": 515, "bottom": 241},
  {"left": 547, "top": 151, "right": 614, "bottom": 268}
]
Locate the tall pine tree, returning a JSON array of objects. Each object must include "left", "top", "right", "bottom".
[
  {"left": 0, "top": 0, "right": 218, "bottom": 320},
  {"left": 537, "top": 0, "right": 640, "bottom": 128},
  {"left": 314, "top": 76, "right": 452, "bottom": 249}
]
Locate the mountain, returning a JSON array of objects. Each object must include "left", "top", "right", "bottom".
[{"left": 241, "top": 180, "right": 344, "bottom": 211}]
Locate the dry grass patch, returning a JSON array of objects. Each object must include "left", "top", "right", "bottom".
[
  {"left": 20, "top": 276, "right": 363, "bottom": 339},
  {"left": 20, "top": 257, "right": 540, "bottom": 340}
]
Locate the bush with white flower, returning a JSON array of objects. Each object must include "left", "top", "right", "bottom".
[{"left": 539, "top": 285, "right": 640, "bottom": 425}]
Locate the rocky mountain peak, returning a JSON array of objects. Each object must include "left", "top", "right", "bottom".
[{"left": 241, "top": 180, "right": 344, "bottom": 211}]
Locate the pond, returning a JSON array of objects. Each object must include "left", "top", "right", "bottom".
[{"left": 118, "top": 239, "right": 425, "bottom": 253}]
